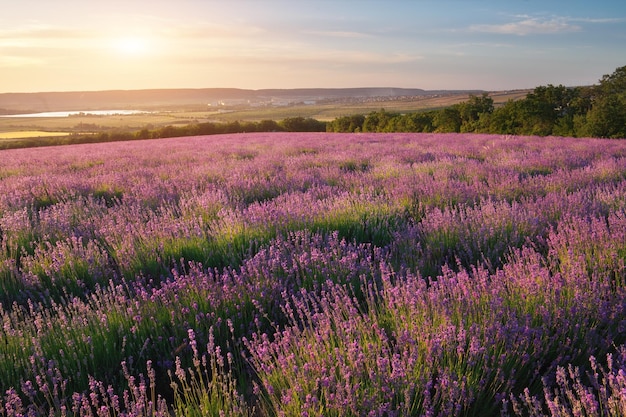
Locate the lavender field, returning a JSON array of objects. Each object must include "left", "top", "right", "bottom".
[{"left": 1, "top": 132, "right": 625, "bottom": 416}]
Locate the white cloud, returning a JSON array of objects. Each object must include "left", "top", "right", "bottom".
[
  {"left": 159, "top": 23, "right": 266, "bottom": 39},
  {"left": 0, "top": 25, "right": 100, "bottom": 51},
  {"left": 0, "top": 25, "right": 91, "bottom": 41},
  {"left": 470, "top": 17, "right": 581, "bottom": 36},
  {"left": 570, "top": 17, "right": 625, "bottom": 24},
  {"left": 174, "top": 43, "right": 425, "bottom": 69},
  {"left": 302, "top": 30, "right": 372, "bottom": 39},
  {"left": 278, "top": 49, "right": 423, "bottom": 65},
  {"left": 0, "top": 56, "right": 43, "bottom": 68}
]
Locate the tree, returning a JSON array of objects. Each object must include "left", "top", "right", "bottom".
[
  {"left": 457, "top": 93, "right": 494, "bottom": 132},
  {"left": 135, "top": 128, "right": 153, "bottom": 139},
  {"left": 484, "top": 100, "right": 524, "bottom": 135},
  {"left": 258, "top": 119, "right": 283, "bottom": 132},
  {"left": 481, "top": 85, "right": 591, "bottom": 136},
  {"left": 596, "top": 65, "right": 626, "bottom": 97},
  {"left": 348, "top": 114, "right": 366, "bottom": 132},
  {"left": 386, "top": 114, "right": 415, "bottom": 132},
  {"left": 363, "top": 109, "right": 395, "bottom": 132},
  {"left": 584, "top": 66, "right": 626, "bottom": 138},
  {"left": 280, "top": 117, "right": 326, "bottom": 132},
  {"left": 327, "top": 116, "right": 350, "bottom": 132},
  {"left": 433, "top": 107, "right": 461, "bottom": 133},
  {"left": 585, "top": 94, "right": 626, "bottom": 138},
  {"left": 326, "top": 115, "right": 364, "bottom": 132},
  {"left": 407, "top": 112, "right": 435, "bottom": 132},
  {"left": 322, "top": 65, "right": 625, "bottom": 138}
]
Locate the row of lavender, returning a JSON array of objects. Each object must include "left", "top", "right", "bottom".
[{"left": 1, "top": 132, "right": 625, "bottom": 416}]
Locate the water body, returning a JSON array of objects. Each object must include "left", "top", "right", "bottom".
[{"left": 0, "top": 110, "right": 149, "bottom": 118}]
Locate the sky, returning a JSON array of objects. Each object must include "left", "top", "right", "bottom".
[{"left": 1, "top": 0, "right": 625, "bottom": 93}]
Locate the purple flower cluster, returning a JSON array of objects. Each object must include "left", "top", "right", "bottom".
[{"left": 1, "top": 132, "right": 625, "bottom": 415}]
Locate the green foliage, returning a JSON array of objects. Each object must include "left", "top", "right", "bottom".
[
  {"left": 596, "top": 65, "right": 626, "bottom": 97},
  {"left": 329, "top": 109, "right": 437, "bottom": 134},
  {"left": 458, "top": 93, "right": 494, "bottom": 132},
  {"left": 433, "top": 107, "right": 462, "bottom": 133},
  {"left": 570, "top": 66, "right": 626, "bottom": 138},
  {"left": 326, "top": 65, "right": 625, "bottom": 139},
  {"left": 257, "top": 119, "right": 282, "bottom": 132},
  {"left": 170, "top": 329, "right": 253, "bottom": 417},
  {"left": 389, "top": 111, "right": 435, "bottom": 132},
  {"left": 280, "top": 117, "right": 326, "bottom": 132},
  {"left": 363, "top": 109, "right": 397, "bottom": 132},
  {"left": 326, "top": 114, "right": 365, "bottom": 132}
]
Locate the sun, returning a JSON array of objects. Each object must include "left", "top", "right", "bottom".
[{"left": 112, "top": 36, "right": 150, "bottom": 56}]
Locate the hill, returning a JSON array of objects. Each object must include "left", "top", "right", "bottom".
[{"left": 0, "top": 87, "right": 482, "bottom": 114}]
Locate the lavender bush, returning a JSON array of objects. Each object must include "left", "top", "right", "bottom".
[{"left": 1, "top": 132, "right": 625, "bottom": 416}]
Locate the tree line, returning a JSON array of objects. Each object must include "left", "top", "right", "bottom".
[
  {"left": 327, "top": 65, "right": 626, "bottom": 138},
  {"left": 9, "top": 65, "right": 622, "bottom": 151},
  {"left": 2, "top": 117, "right": 327, "bottom": 150},
  {"left": 128, "top": 116, "right": 327, "bottom": 140},
  {"left": 60, "top": 117, "right": 326, "bottom": 145},
  {"left": 75, "top": 65, "right": 626, "bottom": 142}
]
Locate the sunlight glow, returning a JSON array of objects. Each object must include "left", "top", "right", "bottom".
[{"left": 112, "top": 36, "right": 150, "bottom": 56}]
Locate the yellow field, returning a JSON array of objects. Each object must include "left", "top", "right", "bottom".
[{"left": 0, "top": 131, "right": 70, "bottom": 139}]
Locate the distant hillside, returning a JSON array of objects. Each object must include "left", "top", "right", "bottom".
[{"left": 0, "top": 87, "right": 480, "bottom": 114}]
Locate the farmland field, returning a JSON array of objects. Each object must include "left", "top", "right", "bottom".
[
  {"left": 1, "top": 132, "right": 625, "bottom": 416},
  {"left": 0, "top": 89, "right": 530, "bottom": 141},
  {"left": 0, "top": 131, "right": 71, "bottom": 139}
]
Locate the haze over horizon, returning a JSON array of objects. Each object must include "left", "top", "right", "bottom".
[{"left": 1, "top": 0, "right": 625, "bottom": 94}]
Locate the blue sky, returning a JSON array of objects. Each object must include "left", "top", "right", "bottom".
[{"left": 1, "top": 0, "right": 624, "bottom": 93}]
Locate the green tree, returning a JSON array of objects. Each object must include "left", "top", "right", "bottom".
[
  {"left": 327, "top": 116, "right": 349, "bottom": 132},
  {"left": 386, "top": 112, "right": 435, "bottom": 133},
  {"left": 135, "top": 128, "right": 153, "bottom": 139},
  {"left": 363, "top": 109, "right": 395, "bottom": 132},
  {"left": 596, "top": 65, "right": 626, "bottom": 97},
  {"left": 348, "top": 114, "right": 366, "bottom": 132},
  {"left": 583, "top": 66, "right": 626, "bottom": 138},
  {"left": 585, "top": 94, "right": 626, "bottom": 138},
  {"left": 433, "top": 107, "right": 461, "bottom": 133},
  {"left": 408, "top": 112, "right": 435, "bottom": 132},
  {"left": 458, "top": 93, "right": 494, "bottom": 132},
  {"left": 386, "top": 114, "right": 415, "bottom": 132},
  {"left": 258, "top": 119, "right": 283, "bottom": 132},
  {"left": 485, "top": 100, "right": 525, "bottom": 134},
  {"left": 281, "top": 117, "right": 326, "bottom": 132},
  {"left": 327, "top": 115, "right": 365, "bottom": 132},
  {"left": 483, "top": 85, "right": 591, "bottom": 136},
  {"left": 514, "top": 84, "right": 571, "bottom": 135}
]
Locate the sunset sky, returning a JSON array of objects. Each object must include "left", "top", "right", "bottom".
[{"left": 1, "top": 0, "right": 625, "bottom": 93}]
